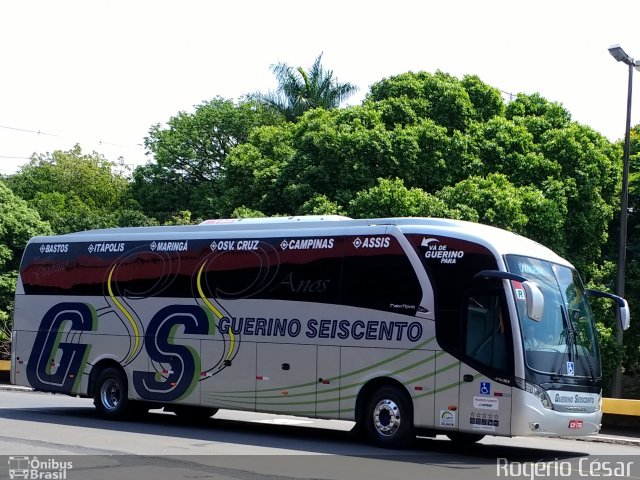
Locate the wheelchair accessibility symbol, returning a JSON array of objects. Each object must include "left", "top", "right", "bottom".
[
  {"left": 567, "top": 361, "right": 575, "bottom": 376},
  {"left": 480, "top": 382, "right": 491, "bottom": 395}
]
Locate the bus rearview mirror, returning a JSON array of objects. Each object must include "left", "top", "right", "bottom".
[
  {"left": 585, "top": 289, "right": 631, "bottom": 331},
  {"left": 474, "top": 270, "right": 544, "bottom": 321},
  {"left": 620, "top": 300, "right": 631, "bottom": 331},
  {"left": 522, "top": 281, "right": 544, "bottom": 322}
]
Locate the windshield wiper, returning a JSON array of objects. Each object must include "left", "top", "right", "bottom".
[
  {"left": 556, "top": 305, "right": 572, "bottom": 377},
  {"left": 582, "top": 343, "right": 597, "bottom": 384},
  {"left": 558, "top": 305, "right": 597, "bottom": 383},
  {"left": 570, "top": 310, "right": 597, "bottom": 383}
]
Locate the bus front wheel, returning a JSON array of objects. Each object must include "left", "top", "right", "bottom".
[
  {"left": 364, "top": 385, "right": 414, "bottom": 448},
  {"left": 93, "top": 367, "right": 130, "bottom": 420}
]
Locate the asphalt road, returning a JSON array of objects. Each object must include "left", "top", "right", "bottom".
[{"left": 1, "top": 390, "right": 639, "bottom": 480}]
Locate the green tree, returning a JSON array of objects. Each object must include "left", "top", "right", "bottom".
[
  {"left": 254, "top": 53, "right": 358, "bottom": 122},
  {"left": 220, "top": 73, "right": 618, "bottom": 276},
  {"left": 620, "top": 126, "right": 640, "bottom": 374},
  {"left": 505, "top": 93, "right": 572, "bottom": 143},
  {"left": 539, "top": 124, "right": 620, "bottom": 275},
  {"left": 437, "top": 173, "right": 566, "bottom": 252},
  {"left": 368, "top": 71, "right": 477, "bottom": 132},
  {"left": 298, "top": 194, "right": 345, "bottom": 216},
  {"left": 460, "top": 74, "right": 506, "bottom": 122},
  {"left": 0, "top": 183, "right": 52, "bottom": 353},
  {"left": 467, "top": 116, "right": 561, "bottom": 186},
  {"left": 6, "top": 145, "right": 146, "bottom": 234},
  {"left": 218, "top": 124, "right": 296, "bottom": 216},
  {"left": 218, "top": 105, "right": 397, "bottom": 215},
  {"left": 281, "top": 106, "right": 396, "bottom": 209},
  {"left": 348, "top": 178, "right": 457, "bottom": 218},
  {"left": 231, "top": 206, "right": 267, "bottom": 218},
  {"left": 136, "top": 97, "right": 279, "bottom": 221},
  {"left": 263, "top": 105, "right": 476, "bottom": 213}
]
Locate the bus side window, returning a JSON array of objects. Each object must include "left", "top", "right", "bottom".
[
  {"left": 340, "top": 250, "right": 422, "bottom": 314},
  {"left": 464, "top": 293, "right": 510, "bottom": 373}
]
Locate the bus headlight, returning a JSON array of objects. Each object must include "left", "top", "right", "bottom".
[{"left": 516, "top": 378, "right": 553, "bottom": 410}]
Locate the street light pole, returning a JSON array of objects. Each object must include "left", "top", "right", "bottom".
[{"left": 608, "top": 44, "right": 638, "bottom": 398}]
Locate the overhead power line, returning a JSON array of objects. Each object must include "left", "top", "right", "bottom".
[
  {"left": 500, "top": 89, "right": 516, "bottom": 102},
  {"left": 0, "top": 154, "right": 31, "bottom": 160},
  {"left": 0, "top": 124, "right": 63, "bottom": 137},
  {"left": 0, "top": 122, "right": 147, "bottom": 174},
  {"left": 0, "top": 123, "right": 144, "bottom": 150},
  {"left": 97, "top": 140, "right": 144, "bottom": 150}
]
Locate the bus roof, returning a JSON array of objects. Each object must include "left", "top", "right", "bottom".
[{"left": 29, "top": 216, "right": 571, "bottom": 268}]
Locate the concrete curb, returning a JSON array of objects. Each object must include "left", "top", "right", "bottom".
[
  {"left": 0, "top": 383, "right": 33, "bottom": 393},
  {"left": 563, "top": 434, "right": 640, "bottom": 447}
]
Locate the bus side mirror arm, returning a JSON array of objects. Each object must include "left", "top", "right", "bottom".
[
  {"left": 585, "top": 289, "right": 631, "bottom": 331},
  {"left": 475, "top": 270, "right": 544, "bottom": 322},
  {"left": 475, "top": 270, "right": 527, "bottom": 283}
]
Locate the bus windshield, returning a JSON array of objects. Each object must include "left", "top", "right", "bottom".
[{"left": 506, "top": 255, "right": 601, "bottom": 379}]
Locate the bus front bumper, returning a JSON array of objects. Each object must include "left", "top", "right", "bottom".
[{"left": 511, "top": 388, "right": 601, "bottom": 437}]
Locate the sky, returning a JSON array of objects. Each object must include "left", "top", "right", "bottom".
[{"left": 1, "top": 1, "right": 640, "bottom": 175}]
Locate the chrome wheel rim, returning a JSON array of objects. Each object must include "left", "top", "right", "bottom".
[
  {"left": 100, "top": 378, "right": 121, "bottom": 411},
  {"left": 373, "top": 398, "right": 401, "bottom": 437}
]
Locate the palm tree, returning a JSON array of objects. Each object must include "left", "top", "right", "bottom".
[{"left": 255, "top": 53, "right": 358, "bottom": 122}]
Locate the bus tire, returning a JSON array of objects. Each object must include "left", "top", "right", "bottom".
[
  {"left": 364, "top": 385, "right": 414, "bottom": 448},
  {"left": 446, "top": 432, "right": 485, "bottom": 443},
  {"left": 93, "top": 367, "right": 130, "bottom": 420},
  {"left": 167, "top": 405, "right": 218, "bottom": 422}
]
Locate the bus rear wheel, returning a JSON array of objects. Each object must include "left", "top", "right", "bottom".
[
  {"left": 93, "top": 367, "right": 130, "bottom": 420},
  {"left": 364, "top": 385, "right": 414, "bottom": 448}
]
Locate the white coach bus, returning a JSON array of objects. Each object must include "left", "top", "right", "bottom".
[{"left": 10, "top": 216, "right": 630, "bottom": 447}]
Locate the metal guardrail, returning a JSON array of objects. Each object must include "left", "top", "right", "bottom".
[{"left": 602, "top": 398, "right": 640, "bottom": 416}]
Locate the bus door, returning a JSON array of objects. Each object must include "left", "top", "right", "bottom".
[{"left": 458, "top": 291, "right": 513, "bottom": 436}]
